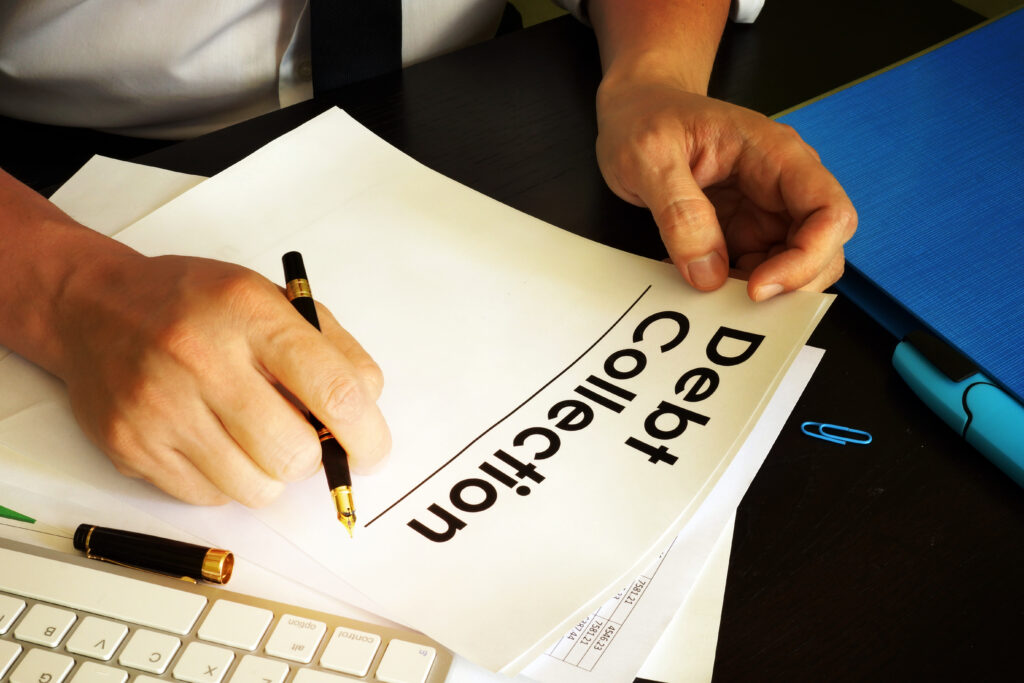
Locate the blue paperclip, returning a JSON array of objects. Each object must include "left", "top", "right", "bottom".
[{"left": 800, "top": 422, "right": 872, "bottom": 446}]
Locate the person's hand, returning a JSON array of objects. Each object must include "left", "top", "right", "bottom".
[
  {"left": 595, "top": 81, "right": 857, "bottom": 301},
  {"left": 51, "top": 250, "right": 390, "bottom": 507}
]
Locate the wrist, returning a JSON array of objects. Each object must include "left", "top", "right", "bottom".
[
  {"left": 597, "top": 52, "right": 711, "bottom": 109},
  {"left": 0, "top": 212, "right": 139, "bottom": 377},
  {"left": 46, "top": 231, "right": 144, "bottom": 378},
  {"left": 589, "top": 0, "right": 729, "bottom": 101}
]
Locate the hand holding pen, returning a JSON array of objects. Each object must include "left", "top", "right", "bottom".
[{"left": 31, "top": 246, "right": 389, "bottom": 509}]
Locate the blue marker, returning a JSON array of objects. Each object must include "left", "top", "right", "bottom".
[{"left": 892, "top": 331, "right": 1024, "bottom": 488}]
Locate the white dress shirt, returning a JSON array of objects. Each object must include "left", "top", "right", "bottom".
[{"left": 0, "top": 0, "right": 762, "bottom": 139}]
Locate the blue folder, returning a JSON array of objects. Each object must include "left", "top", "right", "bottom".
[{"left": 777, "top": 9, "right": 1024, "bottom": 483}]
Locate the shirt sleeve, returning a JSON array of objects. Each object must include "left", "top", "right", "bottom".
[
  {"left": 551, "top": 0, "right": 764, "bottom": 24},
  {"left": 730, "top": 0, "right": 764, "bottom": 23}
]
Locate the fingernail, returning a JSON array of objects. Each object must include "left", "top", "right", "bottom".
[
  {"left": 686, "top": 252, "right": 725, "bottom": 290},
  {"left": 754, "top": 283, "right": 785, "bottom": 301}
]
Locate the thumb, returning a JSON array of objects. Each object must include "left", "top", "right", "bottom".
[{"left": 642, "top": 166, "right": 729, "bottom": 291}]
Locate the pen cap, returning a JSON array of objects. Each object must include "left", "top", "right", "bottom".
[
  {"left": 282, "top": 251, "right": 308, "bottom": 281},
  {"left": 282, "top": 251, "right": 321, "bottom": 329},
  {"left": 74, "top": 524, "right": 233, "bottom": 584}
]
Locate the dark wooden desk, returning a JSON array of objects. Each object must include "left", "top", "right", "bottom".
[{"left": 17, "top": 1, "right": 1023, "bottom": 680}]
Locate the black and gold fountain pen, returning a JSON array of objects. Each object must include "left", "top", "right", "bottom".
[{"left": 282, "top": 251, "right": 356, "bottom": 536}]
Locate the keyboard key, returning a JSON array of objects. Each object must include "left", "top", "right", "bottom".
[
  {"left": 375, "top": 640, "right": 436, "bottom": 683},
  {"left": 14, "top": 603, "right": 76, "bottom": 646},
  {"left": 65, "top": 616, "right": 129, "bottom": 660},
  {"left": 0, "top": 594, "right": 26, "bottom": 634},
  {"left": 118, "top": 628, "right": 181, "bottom": 674},
  {"left": 320, "top": 626, "right": 381, "bottom": 677},
  {"left": 172, "top": 641, "right": 235, "bottom": 683},
  {"left": 292, "top": 670, "right": 358, "bottom": 683},
  {"left": 0, "top": 639, "right": 22, "bottom": 678},
  {"left": 198, "top": 600, "right": 273, "bottom": 650},
  {"left": 69, "top": 661, "right": 129, "bottom": 683},
  {"left": 0, "top": 548, "right": 207, "bottom": 635},
  {"left": 264, "top": 615, "right": 326, "bottom": 664},
  {"left": 9, "top": 647, "right": 75, "bottom": 683},
  {"left": 229, "top": 654, "right": 289, "bottom": 683}
]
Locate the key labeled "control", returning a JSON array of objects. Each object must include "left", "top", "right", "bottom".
[{"left": 320, "top": 626, "right": 381, "bottom": 677}]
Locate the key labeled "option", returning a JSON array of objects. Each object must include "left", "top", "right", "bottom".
[{"left": 264, "top": 615, "right": 327, "bottom": 664}]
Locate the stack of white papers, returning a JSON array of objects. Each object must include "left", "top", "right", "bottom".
[{"left": 0, "top": 108, "right": 829, "bottom": 681}]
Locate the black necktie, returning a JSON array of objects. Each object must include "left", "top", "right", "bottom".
[{"left": 308, "top": 0, "right": 402, "bottom": 95}]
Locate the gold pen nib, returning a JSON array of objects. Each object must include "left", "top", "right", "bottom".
[{"left": 332, "top": 487, "right": 356, "bottom": 538}]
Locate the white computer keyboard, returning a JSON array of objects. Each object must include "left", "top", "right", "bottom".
[{"left": 0, "top": 536, "right": 451, "bottom": 683}]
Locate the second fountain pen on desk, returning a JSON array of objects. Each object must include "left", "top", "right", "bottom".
[{"left": 282, "top": 251, "right": 356, "bottom": 536}]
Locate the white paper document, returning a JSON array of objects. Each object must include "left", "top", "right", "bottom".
[
  {"left": 0, "top": 108, "right": 832, "bottom": 674},
  {"left": 522, "top": 345, "right": 823, "bottom": 683},
  {"left": 635, "top": 514, "right": 735, "bottom": 683}
]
